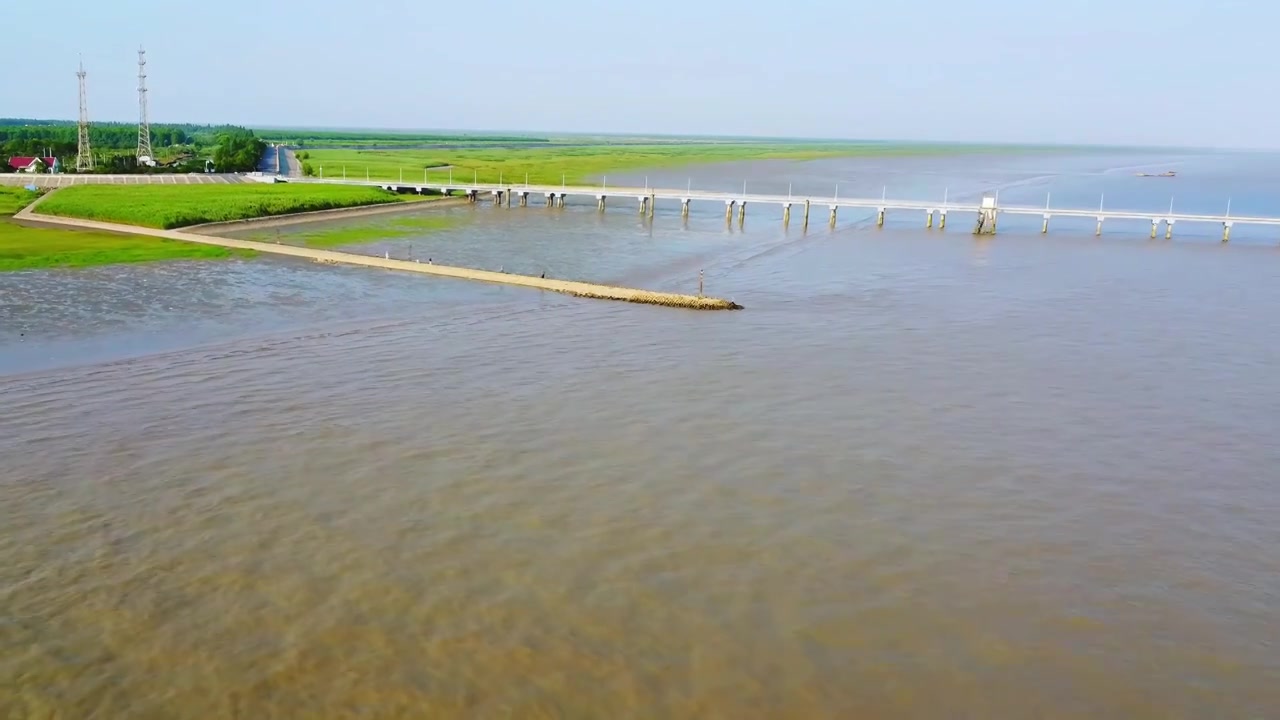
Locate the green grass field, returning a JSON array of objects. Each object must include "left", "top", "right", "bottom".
[
  {"left": 38, "top": 184, "right": 407, "bottom": 229},
  {"left": 0, "top": 187, "right": 250, "bottom": 271},
  {"left": 248, "top": 216, "right": 459, "bottom": 248},
  {"left": 298, "top": 141, "right": 1038, "bottom": 186},
  {"left": 0, "top": 186, "right": 38, "bottom": 215}
]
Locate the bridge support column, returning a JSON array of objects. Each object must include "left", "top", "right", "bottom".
[
  {"left": 506, "top": 189, "right": 512, "bottom": 207},
  {"left": 545, "top": 193, "right": 555, "bottom": 208},
  {"left": 1095, "top": 217, "right": 1104, "bottom": 236},
  {"left": 649, "top": 193, "right": 655, "bottom": 218},
  {"left": 737, "top": 201, "right": 746, "bottom": 224},
  {"left": 1151, "top": 219, "right": 1158, "bottom": 238},
  {"left": 926, "top": 210, "right": 933, "bottom": 228},
  {"left": 1041, "top": 214, "right": 1050, "bottom": 234},
  {"left": 803, "top": 199, "right": 811, "bottom": 228},
  {"left": 597, "top": 195, "right": 606, "bottom": 211},
  {"left": 681, "top": 198, "right": 690, "bottom": 217},
  {"left": 467, "top": 190, "right": 478, "bottom": 204},
  {"left": 783, "top": 202, "right": 791, "bottom": 225},
  {"left": 639, "top": 196, "right": 647, "bottom": 215},
  {"left": 877, "top": 208, "right": 885, "bottom": 227},
  {"left": 973, "top": 195, "right": 998, "bottom": 235},
  {"left": 829, "top": 205, "right": 838, "bottom": 227},
  {"left": 1223, "top": 221, "right": 1233, "bottom": 243},
  {"left": 519, "top": 192, "right": 528, "bottom": 207},
  {"left": 491, "top": 190, "right": 502, "bottom": 206},
  {"left": 558, "top": 193, "right": 566, "bottom": 208},
  {"left": 939, "top": 212, "right": 947, "bottom": 230},
  {"left": 725, "top": 200, "right": 735, "bottom": 223},
  {"left": 1165, "top": 219, "right": 1174, "bottom": 240}
]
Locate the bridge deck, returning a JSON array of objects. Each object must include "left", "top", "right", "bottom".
[
  {"left": 4, "top": 172, "right": 1274, "bottom": 227},
  {"left": 298, "top": 178, "right": 1277, "bottom": 227}
]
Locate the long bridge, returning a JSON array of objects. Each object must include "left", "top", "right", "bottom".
[
  {"left": 6, "top": 170, "right": 1278, "bottom": 241},
  {"left": 293, "top": 176, "right": 1276, "bottom": 242}
]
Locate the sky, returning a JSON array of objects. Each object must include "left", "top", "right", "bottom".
[{"left": 1, "top": 0, "right": 1272, "bottom": 148}]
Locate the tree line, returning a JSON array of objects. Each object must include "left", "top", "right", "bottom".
[{"left": 0, "top": 119, "right": 266, "bottom": 173}]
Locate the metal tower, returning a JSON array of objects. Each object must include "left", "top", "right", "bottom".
[
  {"left": 136, "top": 46, "right": 153, "bottom": 165},
  {"left": 75, "top": 58, "right": 94, "bottom": 172}
]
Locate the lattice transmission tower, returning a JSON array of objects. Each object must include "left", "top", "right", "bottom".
[
  {"left": 136, "top": 46, "right": 153, "bottom": 165},
  {"left": 75, "top": 58, "right": 94, "bottom": 172}
]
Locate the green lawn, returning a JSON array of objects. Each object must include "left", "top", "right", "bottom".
[
  {"left": 249, "top": 216, "right": 459, "bottom": 248},
  {"left": 38, "top": 183, "right": 407, "bottom": 229},
  {"left": 0, "top": 186, "right": 250, "bottom": 271},
  {"left": 0, "top": 186, "right": 38, "bottom": 215},
  {"left": 299, "top": 141, "right": 1044, "bottom": 186}
]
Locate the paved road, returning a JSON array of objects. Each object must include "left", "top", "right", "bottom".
[
  {"left": 281, "top": 147, "right": 301, "bottom": 178},
  {"left": 0, "top": 173, "right": 248, "bottom": 187}
]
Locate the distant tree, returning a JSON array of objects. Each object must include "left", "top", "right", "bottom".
[{"left": 302, "top": 161, "right": 315, "bottom": 177}]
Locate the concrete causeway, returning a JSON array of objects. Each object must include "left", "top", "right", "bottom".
[{"left": 14, "top": 200, "right": 742, "bottom": 311}]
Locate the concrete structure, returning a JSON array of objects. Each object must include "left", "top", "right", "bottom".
[
  {"left": 16, "top": 199, "right": 742, "bottom": 311},
  {"left": 278, "top": 177, "right": 1280, "bottom": 240},
  {"left": 0, "top": 172, "right": 247, "bottom": 186}
]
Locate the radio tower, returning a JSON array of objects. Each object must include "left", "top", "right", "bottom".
[
  {"left": 75, "top": 58, "right": 94, "bottom": 172},
  {"left": 136, "top": 46, "right": 153, "bottom": 166}
]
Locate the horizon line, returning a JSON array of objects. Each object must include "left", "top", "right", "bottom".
[{"left": 0, "top": 117, "right": 1263, "bottom": 153}]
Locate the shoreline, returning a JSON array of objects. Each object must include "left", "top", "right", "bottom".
[
  {"left": 16, "top": 203, "right": 742, "bottom": 311},
  {"left": 187, "top": 195, "right": 471, "bottom": 233}
]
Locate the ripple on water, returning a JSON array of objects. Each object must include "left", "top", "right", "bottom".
[{"left": 3, "top": 153, "right": 1280, "bottom": 717}]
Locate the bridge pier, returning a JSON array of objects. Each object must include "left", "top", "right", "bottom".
[
  {"left": 926, "top": 209, "right": 933, "bottom": 228},
  {"left": 783, "top": 202, "right": 791, "bottom": 225},
  {"left": 737, "top": 201, "right": 746, "bottom": 224},
  {"left": 1095, "top": 217, "right": 1103, "bottom": 236},
  {"left": 506, "top": 188, "right": 513, "bottom": 207},
  {"left": 1041, "top": 214, "right": 1050, "bottom": 234},
  {"left": 939, "top": 212, "right": 946, "bottom": 230},
  {"left": 466, "top": 190, "right": 478, "bottom": 204},
  {"left": 828, "top": 205, "right": 838, "bottom": 227},
  {"left": 649, "top": 193, "right": 655, "bottom": 218},
  {"left": 639, "top": 196, "right": 648, "bottom": 215},
  {"left": 681, "top": 198, "right": 690, "bottom": 218},
  {"left": 877, "top": 208, "right": 885, "bottom": 227},
  {"left": 1165, "top": 219, "right": 1174, "bottom": 240},
  {"left": 1151, "top": 219, "right": 1158, "bottom": 238},
  {"left": 974, "top": 196, "right": 998, "bottom": 235},
  {"left": 491, "top": 190, "right": 502, "bottom": 206},
  {"left": 518, "top": 191, "right": 528, "bottom": 207},
  {"left": 545, "top": 193, "right": 554, "bottom": 208},
  {"left": 597, "top": 195, "right": 606, "bottom": 211},
  {"left": 725, "top": 200, "right": 735, "bottom": 223},
  {"left": 803, "top": 199, "right": 811, "bottom": 228},
  {"left": 559, "top": 193, "right": 568, "bottom": 208},
  {"left": 1223, "top": 221, "right": 1233, "bottom": 242}
]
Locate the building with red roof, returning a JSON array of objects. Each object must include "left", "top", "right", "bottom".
[{"left": 8, "top": 156, "right": 61, "bottom": 173}]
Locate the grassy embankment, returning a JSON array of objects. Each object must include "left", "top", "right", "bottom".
[
  {"left": 37, "top": 184, "right": 410, "bottom": 230},
  {"left": 246, "top": 216, "right": 457, "bottom": 248},
  {"left": 297, "top": 141, "right": 1044, "bottom": 186},
  {"left": 0, "top": 187, "right": 249, "bottom": 272}
]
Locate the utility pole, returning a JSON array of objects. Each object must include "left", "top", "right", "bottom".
[
  {"left": 136, "top": 46, "right": 153, "bottom": 165},
  {"left": 76, "top": 57, "right": 94, "bottom": 171}
]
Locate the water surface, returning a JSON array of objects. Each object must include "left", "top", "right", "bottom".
[{"left": 3, "top": 150, "right": 1279, "bottom": 718}]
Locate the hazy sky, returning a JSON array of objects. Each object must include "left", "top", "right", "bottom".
[{"left": 2, "top": 0, "right": 1271, "bottom": 147}]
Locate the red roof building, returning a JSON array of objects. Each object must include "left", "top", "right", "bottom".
[{"left": 8, "top": 156, "right": 60, "bottom": 173}]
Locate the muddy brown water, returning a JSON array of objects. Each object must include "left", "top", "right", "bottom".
[{"left": 2, "top": 151, "right": 1279, "bottom": 718}]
